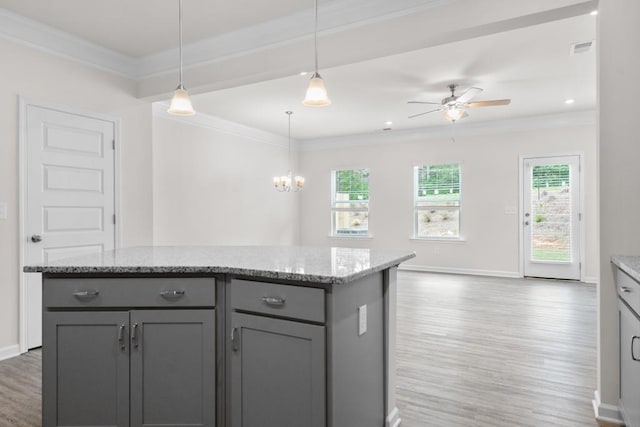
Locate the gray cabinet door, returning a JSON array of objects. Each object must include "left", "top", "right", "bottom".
[
  {"left": 619, "top": 300, "right": 640, "bottom": 427},
  {"left": 230, "top": 312, "right": 325, "bottom": 427},
  {"left": 130, "top": 309, "right": 216, "bottom": 427},
  {"left": 43, "top": 311, "right": 130, "bottom": 427}
]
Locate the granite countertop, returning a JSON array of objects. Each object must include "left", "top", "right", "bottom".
[
  {"left": 24, "top": 246, "right": 416, "bottom": 285},
  {"left": 612, "top": 255, "right": 640, "bottom": 283}
]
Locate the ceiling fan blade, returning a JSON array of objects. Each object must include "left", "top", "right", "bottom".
[
  {"left": 456, "top": 87, "right": 483, "bottom": 103},
  {"left": 467, "top": 99, "right": 511, "bottom": 107},
  {"left": 407, "top": 101, "right": 441, "bottom": 105},
  {"left": 408, "top": 108, "right": 442, "bottom": 119}
]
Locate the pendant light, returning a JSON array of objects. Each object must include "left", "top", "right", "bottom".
[
  {"left": 273, "top": 111, "right": 305, "bottom": 192},
  {"left": 302, "top": 0, "right": 331, "bottom": 106},
  {"left": 168, "top": 0, "right": 196, "bottom": 116}
]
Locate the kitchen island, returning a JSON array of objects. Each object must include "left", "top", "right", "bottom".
[{"left": 25, "top": 246, "right": 415, "bottom": 427}]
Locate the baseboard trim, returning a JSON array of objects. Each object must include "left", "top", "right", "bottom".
[
  {"left": 0, "top": 344, "right": 20, "bottom": 362},
  {"left": 584, "top": 276, "right": 598, "bottom": 284},
  {"left": 386, "top": 407, "right": 401, "bottom": 427},
  {"left": 398, "top": 264, "right": 521, "bottom": 279},
  {"left": 593, "top": 390, "right": 624, "bottom": 425}
]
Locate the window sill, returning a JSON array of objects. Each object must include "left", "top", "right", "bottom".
[
  {"left": 328, "top": 234, "right": 374, "bottom": 239},
  {"left": 409, "top": 237, "right": 466, "bottom": 243}
]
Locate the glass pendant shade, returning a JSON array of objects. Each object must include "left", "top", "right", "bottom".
[
  {"left": 168, "top": 86, "right": 196, "bottom": 116},
  {"left": 444, "top": 106, "right": 465, "bottom": 122},
  {"left": 303, "top": 72, "right": 331, "bottom": 106}
]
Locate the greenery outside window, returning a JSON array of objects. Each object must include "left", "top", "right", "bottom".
[
  {"left": 414, "top": 164, "right": 461, "bottom": 239},
  {"left": 331, "top": 169, "right": 370, "bottom": 236}
]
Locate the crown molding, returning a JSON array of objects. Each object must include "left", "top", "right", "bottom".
[
  {"left": 299, "top": 110, "right": 597, "bottom": 151},
  {"left": 0, "top": 0, "right": 456, "bottom": 80},
  {"left": 137, "top": 0, "right": 457, "bottom": 78},
  {"left": 0, "top": 8, "right": 137, "bottom": 78},
  {"left": 152, "top": 102, "right": 293, "bottom": 149}
]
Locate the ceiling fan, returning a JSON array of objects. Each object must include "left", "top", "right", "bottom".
[{"left": 408, "top": 84, "right": 511, "bottom": 122}]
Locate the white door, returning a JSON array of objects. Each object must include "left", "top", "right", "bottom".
[
  {"left": 24, "top": 104, "right": 116, "bottom": 349},
  {"left": 522, "top": 155, "right": 581, "bottom": 280}
]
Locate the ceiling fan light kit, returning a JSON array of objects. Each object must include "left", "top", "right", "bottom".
[
  {"left": 303, "top": 0, "right": 331, "bottom": 106},
  {"left": 409, "top": 83, "right": 511, "bottom": 122},
  {"left": 168, "top": 0, "right": 196, "bottom": 116}
]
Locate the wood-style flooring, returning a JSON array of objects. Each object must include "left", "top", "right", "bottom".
[
  {"left": 395, "top": 272, "right": 605, "bottom": 427},
  {"left": 0, "top": 272, "right": 612, "bottom": 426}
]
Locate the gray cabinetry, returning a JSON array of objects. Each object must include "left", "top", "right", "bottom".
[
  {"left": 43, "top": 277, "right": 216, "bottom": 427},
  {"left": 619, "top": 299, "right": 640, "bottom": 427},
  {"left": 616, "top": 267, "right": 640, "bottom": 427},
  {"left": 230, "top": 312, "right": 326, "bottom": 427},
  {"left": 43, "top": 311, "right": 130, "bottom": 427},
  {"left": 131, "top": 310, "right": 215, "bottom": 427}
]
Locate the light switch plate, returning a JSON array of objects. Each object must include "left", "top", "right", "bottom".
[
  {"left": 0, "top": 202, "right": 7, "bottom": 220},
  {"left": 358, "top": 305, "right": 367, "bottom": 336}
]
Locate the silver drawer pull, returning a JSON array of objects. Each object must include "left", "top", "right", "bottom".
[
  {"left": 160, "top": 290, "right": 185, "bottom": 299},
  {"left": 620, "top": 286, "right": 632, "bottom": 293},
  {"left": 73, "top": 290, "right": 100, "bottom": 299},
  {"left": 261, "top": 296, "right": 286, "bottom": 306},
  {"left": 633, "top": 336, "right": 640, "bottom": 362},
  {"left": 118, "top": 325, "right": 126, "bottom": 350}
]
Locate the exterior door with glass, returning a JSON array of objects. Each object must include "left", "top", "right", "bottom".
[{"left": 522, "top": 155, "right": 581, "bottom": 280}]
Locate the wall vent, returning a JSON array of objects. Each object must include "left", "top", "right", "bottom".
[{"left": 570, "top": 40, "right": 594, "bottom": 55}]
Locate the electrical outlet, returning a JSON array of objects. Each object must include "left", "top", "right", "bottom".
[
  {"left": 358, "top": 305, "right": 367, "bottom": 336},
  {"left": 0, "top": 202, "right": 7, "bottom": 220}
]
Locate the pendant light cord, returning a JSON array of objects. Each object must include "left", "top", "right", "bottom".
[
  {"left": 314, "top": 0, "right": 319, "bottom": 74},
  {"left": 287, "top": 111, "right": 293, "bottom": 169},
  {"left": 179, "top": 0, "right": 184, "bottom": 88}
]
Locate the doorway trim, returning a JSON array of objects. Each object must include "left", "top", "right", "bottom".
[
  {"left": 18, "top": 96, "right": 122, "bottom": 353},
  {"left": 518, "top": 151, "right": 585, "bottom": 281}
]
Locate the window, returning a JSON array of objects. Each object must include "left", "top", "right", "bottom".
[
  {"left": 414, "top": 164, "right": 461, "bottom": 239},
  {"left": 331, "top": 169, "right": 369, "bottom": 236}
]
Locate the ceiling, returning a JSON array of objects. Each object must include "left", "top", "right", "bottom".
[
  {"left": 190, "top": 13, "right": 596, "bottom": 140},
  {"left": 0, "top": 0, "right": 310, "bottom": 57},
  {"left": 0, "top": 0, "right": 596, "bottom": 140}
]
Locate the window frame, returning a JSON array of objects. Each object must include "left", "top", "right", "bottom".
[
  {"left": 412, "top": 163, "right": 462, "bottom": 240},
  {"left": 330, "top": 169, "right": 371, "bottom": 237}
]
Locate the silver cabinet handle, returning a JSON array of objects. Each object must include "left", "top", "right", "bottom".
[
  {"left": 160, "top": 290, "right": 185, "bottom": 299},
  {"left": 633, "top": 336, "right": 640, "bottom": 362},
  {"left": 231, "top": 327, "right": 239, "bottom": 352},
  {"left": 73, "top": 290, "right": 100, "bottom": 299},
  {"left": 132, "top": 323, "right": 139, "bottom": 348},
  {"left": 31, "top": 234, "right": 42, "bottom": 243},
  {"left": 261, "top": 296, "right": 286, "bottom": 306},
  {"left": 118, "top": 325, "right": 126, "bottom": 350},
  {"left": 621, "top": 287, "right": 632, "bottom": 293}
]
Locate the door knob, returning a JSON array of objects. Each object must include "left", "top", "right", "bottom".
[
  {"left": 524, "top": 221, "right": 529, "bottom": 226},
  {"left": 31, "top": 234, "right": 42, "bottom": 243}
]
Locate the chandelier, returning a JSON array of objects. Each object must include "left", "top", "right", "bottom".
[{"left": 273, "top": 111, "right": 305, "bottom": 192}]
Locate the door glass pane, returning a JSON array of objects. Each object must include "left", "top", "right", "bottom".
[{"left": 530, "top": 164, "right": 571, "bottom": 262}]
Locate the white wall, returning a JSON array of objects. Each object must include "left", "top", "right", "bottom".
[
  {"left": 152, "top": 115, "right": 299, "bottom": 246},
  {"left": 0, "top": 38, "right": 153, "bottom": 351},
  {"left": 298, "top": 123, "right": 597, "bottom": 280},
  {"left": 597, "top": 0, "right": 640, "bottom": 414}
]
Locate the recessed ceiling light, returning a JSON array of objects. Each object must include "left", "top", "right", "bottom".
[
  {"left": 590, "top": 10, "right": 598, "bottom": 16},
  {"left": 565, "top": 99, "right": 575, "bottom": 105},
  {"left": 385, "top": 121, "right": 393, "bottom": 126},
  {"left": 299, "top": 71, "right": 308, "bottom": 76}
]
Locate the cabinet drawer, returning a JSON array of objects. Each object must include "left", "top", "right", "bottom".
[
  {"left": 617, "top": 268, "right": 640, "bottom": 316},
  {"left": 230, "top": 279, "right": 325, "bottom": 323},
  {"left": 43, "top": 277, "right": 215, "bottom": 308}
]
